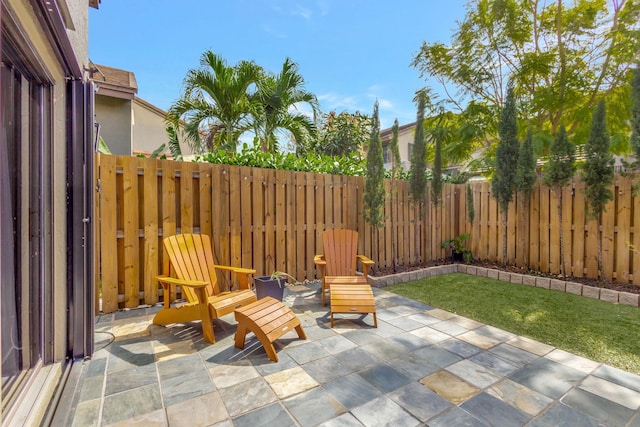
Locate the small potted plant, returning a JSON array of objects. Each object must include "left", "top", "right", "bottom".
[
  {"left": 254, "top": 271, "right": 297, "bottom": 301},
  {"left": 441, "top": 233, "right": 473, "bottom": 263}
]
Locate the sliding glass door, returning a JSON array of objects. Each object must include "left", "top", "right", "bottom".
[{"left": 1, "top": 52, "right": 53, "bottom": 419}]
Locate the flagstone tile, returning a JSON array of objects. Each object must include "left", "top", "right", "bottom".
[
  {"left": 486, "top": 378, "right": 553, "bottom": 416},
  {"left": 264, "top": 366, "right": 318, "bottom": 399},
  {"left": 420, "top": 370, "right": 480, "bottom": 405}
]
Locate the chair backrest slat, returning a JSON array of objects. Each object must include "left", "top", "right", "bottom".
[
  {"left": 163, "top": 234, "right": 221, "bottom": 301},
  {"left": 323, "top": 229, "right": 358, "bottom": 276}
]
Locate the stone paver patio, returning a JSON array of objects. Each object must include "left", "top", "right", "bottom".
[{"left": 54, "top": 281, "right": 640, "bottom": 426}]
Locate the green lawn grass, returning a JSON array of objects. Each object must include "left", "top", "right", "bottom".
[{"left": 386, "top": 273, "right": 640, "bottom": 375}]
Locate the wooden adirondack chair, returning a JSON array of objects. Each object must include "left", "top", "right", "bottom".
[
  {"left": 153, "top": 234, "right": 257, "bottom": 343},
  {"left": 314, "top": 229, "right": 375, "bottom": 306}
]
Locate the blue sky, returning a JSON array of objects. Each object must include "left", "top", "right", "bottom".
[{"left": 89, "top": 0, "right": 467, "bottom": 130}]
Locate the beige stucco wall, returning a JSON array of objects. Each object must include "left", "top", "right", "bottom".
[
  {"left": 64, "top": 0, "right": 89, "bottom": 74},
  {"left": 95, "top": 94, "right": 133, "bottom": 155},
  {"left": 132, "top": 99, "right": 193, "bottom": 156}
]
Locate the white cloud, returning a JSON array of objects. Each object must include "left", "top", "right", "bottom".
[
  {"left": 290, "top": 102, "right": 315, "bottom": 119},
  {"left": 317, "top": 0, "right": 331, "bottom": 16},
  {"left": 263, "top": 24, "right": 287, "bottom": 39},
  {"left": 318, "top": 92, "right": 363, "bottom": 113},
  {"left": 293, "top": 5, "right": 312, "bottom": 19}
]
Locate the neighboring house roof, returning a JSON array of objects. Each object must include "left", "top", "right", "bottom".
[{"left": 90, "top": 62, "right": 138, "bottom": 99}]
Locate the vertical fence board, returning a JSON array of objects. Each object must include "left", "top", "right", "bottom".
[
  {"left": 212, "top": 164, "right": 230, "bottom": 266},
  {"left": 180, "top": 162, "right": 195, "bottom": 233},
  {"left": 275, "top": 169, "right": 287, "bottom": 274},
  {"left": 142, "top": 158, "right": 159, "bottom": 304},
  {"left": 488, "top": 187, "right": 498, "bottom": 262},
  {"left": 285, "top": 170, "right": 297, "bottom": 278},
  {"left": 264, "top": 169, "right": 276, "bottom": 274},
  {"left": 333, "top": 175, "right": 343, "bottom": 230},
  {"left": 507, "top": 197, "right": 517, "bottom": 264},
  {"left": 633, "top": 189, "right": 640, "bottom": 286},
  {"left": 585, "top": 211, "right": 599, "bottom": 279},
  {"left": 397, "top": 181, "right": 406, "bottom": 265},
  {"left": 529, "top": 181, "right": 540, "bottom": 270},
  {"left": 562, "top": 185, "right": 573, "bottom": 277},
  {"left": 160, "top": 161, "right": 177, "bottom": 301},
  {"left": 549, "top": 190, "right": 560, "bottom": 275},
  {"left": 572, "top": 179, "right": 585, "bottom": 277},
  {"left": 228, "top": 166, "right": 241, "bottom": 268},
  {"left": 314, "top": 172, "right": 324, "bottom": 254},
  {"left": 602, "top": 188, "right": 616, "bottom": 281},
  {"left": 295, "top": 173, "right": 306, "bottom": 280},
  {"left": 199, "top": 163, "right": 212, "bottom": 237},
  {"left": 616, "top": 177, "right": 631, "bottom": 283},
  {"left": 98, "top": 155, "right": 118, "bottom": 312},
  {"left": 239, "top": 167, "right": 253, "bottom": 273},
  {"left": 384, "top": 180, "right": 393, "bottom": 268},
  {"left": 251, "top": 168, "right": 265, "bottom": 275},
  {"left": 120, "top": 156, "right": 140, "bottom": 308},
  {"left": 539, "top": 186, "right": 550, "bottom": 273},
  {"left": 305, "top": 172, "right": 316, "bottom": 279}
]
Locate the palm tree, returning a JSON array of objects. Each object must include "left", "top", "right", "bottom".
[
  {"left": 167, "top": 50, "right": 261, "bottom": 153},
  {"left": 252, "top": 58, "right": 319, "bottom": 153}
]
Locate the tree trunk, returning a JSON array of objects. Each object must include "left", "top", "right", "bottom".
[
  {"left": 390, "top": 179, "right": 397, "bottom": 272},
  {"left": 557, "top": 189, "right": 565, "bottom": 279},
  {"left": 597, "top": 216, "right": 604, "bottom": 282},
  {"left": 502, "top": 210, "right": 508, "bottom": 265},
  {"left": 523, "top": 195, "right": 531, "bottom": 269}
]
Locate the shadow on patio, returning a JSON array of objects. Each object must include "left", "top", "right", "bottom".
[{"left": 54, "top": 281, "right": 640, "bottom": 426}]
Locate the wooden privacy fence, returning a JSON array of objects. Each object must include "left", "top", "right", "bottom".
[
  {"left": 469, "top": 177, "right": 640, "bottom": 286},
  {"left": 95, "top": 154, "right": 466, "bottom": 313},
  {"left": 95, "top": 154, "right": 639, "bottom": 314}
]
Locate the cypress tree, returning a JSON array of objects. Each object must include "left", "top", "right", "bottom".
[
  {"left": 409, "top": 91, "right": 428, "bottom": 261},
  {"left": 389, "top": 119, "right": 400, "bottom": 271},
  {"left": 409, "top": 93, "right": 427, "bottom": 203},
  {"left": 431, "top": 129, "right": 443, "bottom": 207},
  {"left": 543, "top": 124, "right": 575, "bottom": 278},
  {"left": 516, "top": 126, "right": 537, "bottom": 267},
  {"left": 630, "top": 65, "right": 640, "bottom": 196},
  {"left": 492, "top": 85, "right": 520, "bottom": 264},
  {"left": 631, "top": 65, "right": 640, "bottom": 165},
  {"left": 390, "top": 119, "right": 402, "bottom": 177},
  {"left": 582, "top": 100, "right": 614, "bottom": 281},
  {"left": 363, "top": 100, "right": 385, "bottom": 228},
  {"left": 467, "top": 183, "right": 475, "bottom": 225}
]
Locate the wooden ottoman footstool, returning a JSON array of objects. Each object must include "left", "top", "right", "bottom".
[
  {"left": 234, "top": 297, "right": 306, "bottom": 362},
  {"left": 330, "top": 284, "right": 378, "bottom": 328}
]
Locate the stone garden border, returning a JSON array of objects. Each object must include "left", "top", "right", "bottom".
[{"left": 368, "top": 264, "right": 640, "bottom": 308}]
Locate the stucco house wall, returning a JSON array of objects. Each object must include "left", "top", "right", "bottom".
[{"left": 95, "top": 94, "right": 132, "bottom": 155}]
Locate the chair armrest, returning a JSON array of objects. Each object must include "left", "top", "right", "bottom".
[
  {"left": 156, "top": 275, "right": 209, "bottom": 308},
  {"left": 356, "top": 255, "right": 375, "bottom": 278},
  {"left": 314, "top": 255, "right": 326, "bottom": 278},
  {"left": 213, "top": 265, "right": 256, "bottom": 290},
  {"left": 156, "top": 275, "right": 208, "bottom": 289}
]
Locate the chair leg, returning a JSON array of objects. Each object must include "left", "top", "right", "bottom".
[
  {"left": 194, "top": 287, "right": 215, "bottom": 344},
  {"left": 234, "top": 321, "right": 249, "bottom": 349},
  {"left": 295, "top": 324, "right": 307, "bottom": 340}
]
